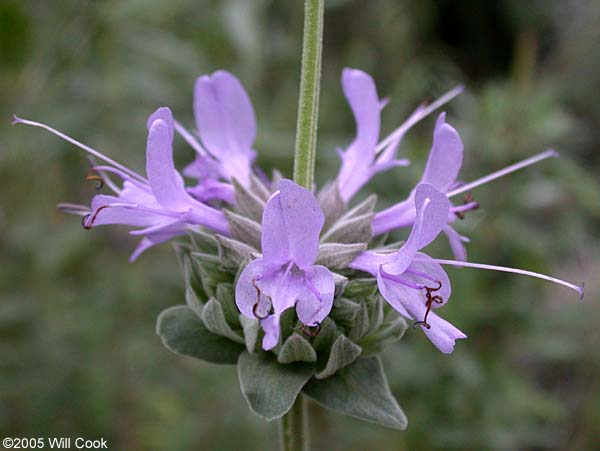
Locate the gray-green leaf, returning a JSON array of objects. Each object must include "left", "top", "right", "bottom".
[
  {"left": 238, "top": 351, "right": 314, "bottom": 421},
  {"left": 278, "top": 333, "right": 318, "bottom": 364},
  {"left": 201, "top": 298, "right": 244, "bottom": 343},
  {"left": 224, "top": 210, "right": 262, "bottom": 249},
  {"left": 232, "top": 178, "right": 266, "bottom": 222},
  {"left": 316, "top": 242, "right": 367, "bottom": 269},
  {"left": 215, "top": 235, "right": 257, "bottom": 269},
  {"left": 156, "top": 306, "right": 245, "bottom": 364},
  {"left": 316, "top": 334, "right": 362, "bottom": 379},
  {"left": 239, "top": 314, "right": 260, "bottom": 353},
  {"left": 303, "top": 357, "right": 407, "bottom": 429}
]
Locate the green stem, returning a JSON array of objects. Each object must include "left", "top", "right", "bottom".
[
  {"left": 280, "top": 395, "right": 309, "bottom": 451},
  {"left": 293, "top": 0, "right": 324, "bottom": 189}
]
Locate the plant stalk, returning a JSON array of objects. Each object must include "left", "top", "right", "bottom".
[
  {"left": 280, "top": 395, "right": 309, "bottom": 451},
  {"left": 293, "top": 0, "right": 324, "bottom": 189}
]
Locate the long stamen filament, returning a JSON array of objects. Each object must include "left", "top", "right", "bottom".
[
  {"left": 419, "top": 257, "right": 584, "bottom": 300},
  {"left": 450, "top": 201, "right": 480, "bottom": 214},
  {"left": 12, "top": 115, "right": 148, "bottom": 184},
  {"left": 376, "top": 85, "right": 464, "bottom": 154},
  {"left": 447, "top": 149, "right": 559, "bottom": 198},
  {"left": 380, "top": 267, "right": 425, "bottom": 290},
  {"left": 173, "top": 120, "right": 208, "bottom": 156}
]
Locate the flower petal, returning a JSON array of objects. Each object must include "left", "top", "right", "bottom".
[
  {"left": 146, "top": 113, "right": 192, "bottom": 211},
  {"left": 382, "top": 183, "right": 449, "bottom": 274},
  {"left": 261, "top": 315, "right": 281, "bottom": 351},
  {"left": 129, "top": 232, "right": 180, "bottom": 262},
  {"left": 443, "top": 225, "right": 468, "bottom": 262},
  {"left": 90, "top": 194, "right": 158, "bottom": 227},
  {"left": 295, "top": 265, "right": 335, "bottom": 326},
  {"left": 194, "top": 70, "right": 256, "bottom": 185},
  {"left": 337, "top": 68, "right": 382, "bottom": 202},
  {"left": 261, "top": 179, "right": 324, "bottom": 267},
  {"left": 421, "top": 113, "right": 463, "bottom": 192},
  {"left": 146, "top": 107, "right": 174, "bottom": 141},
  {"left": 421, "top": 312, "right": 467, "bottom": 354}
]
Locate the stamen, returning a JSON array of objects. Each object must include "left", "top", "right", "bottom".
[
  {"left": 447, "top": 149, "right": 559, "bottom": 198},
  {"left": 414, "top": 281, "right": 444, "bottom": 329},
  {"left": 81, "top": 205, "right": 110, "bottom": 229},
  {"left": 376, "top": 85, "right": 464, "bottom": 154},
  {"left": 251, "top": 278, "right": 271, "bottom": 320},
  {"left": 413, "top": 320, "right": 431, "bottom": 330},
  {"left": 174, "top": 120, "right": 208, "bottom": 156},
  {"left": 87, "top": 157, "right": 121, "bottom": 193},
  {"left": 92, "top": 166, "right": 152, "bottom": 192},
  {"left": 451, "top": 201, "right": 480, "bottom": 214},
  {"left": 86, "top": 170, "right": 104, "bottom": 190},
  {"left": 300, "top": 322, "right": 321, "bottom": 337},
  {"left": 57, "top": 203, "right": 89, "bottom": 216},
  {"left": 380, "top": 267, "right": 425, "bottom": 290},
  {"left": 12, "top": 115, "right": 148, "bottom": 184},
  {"left": 404, "top": 268, "right": 438, "bottom": 283},
  {"left": 419, "top": 257, "right": 585, "bottom": 300}
]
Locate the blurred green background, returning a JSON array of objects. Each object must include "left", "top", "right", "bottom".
[{"left": 1, "top": 0, "right": 599, "bottom": 450}]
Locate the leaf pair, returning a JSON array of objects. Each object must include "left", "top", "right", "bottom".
[{"left": 156, "top": 306, "right": 406, "bottom": 430}]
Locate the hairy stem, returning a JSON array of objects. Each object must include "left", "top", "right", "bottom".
[
  {"left": 280, "top": 395, "right": 309, "bottom": 451},
  {"left": 293, "top": 0, "right": 324, "bottom": 189}
]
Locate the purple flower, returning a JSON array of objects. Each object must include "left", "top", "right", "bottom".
[
  {"left": 179, "top": 70, "right": 257, "bottom": 202},
  {"left": 13, "top": 108, "right": 229, "bottom": 261},
  {"left": 372, "top": 113, "right": 471, "bottom": 260},
  {"left": 235, "top": 179, "right": 335, "bottom": 350},
  {"left": 372, "top": 112, "right": 560, "bottom": 261},
  {"left": 351, "top": 183, "right": 467, "bottom": 354},
  {"left": 336, "top": 68, "right": 463, "bottom": 203}
]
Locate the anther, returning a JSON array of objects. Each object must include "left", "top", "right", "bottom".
[
  {"left": 300, "top": 322, "right": 321, "bottom": 337},
  {"left": 413, "top": 320, "right": 431, "bottom": 329},
  {"left": 251, "top": 278, "right": 271, "bottom": 320},
  {"left": 252, "top": 302, "right": 269, "bottom": 320},
  {"left": 81, "top": 205, "right": 109, "bottom": 230},
  {"left": 415, "top": 280, "right": 444, "bottom": 329},
  {"left": 81, "top": 214, "right": 92, "bottom": 230},
  {"left": 86, "top": 169, "right": 104, "bottom": 190}
]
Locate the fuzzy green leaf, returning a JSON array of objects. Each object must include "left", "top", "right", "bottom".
[
  {"left": 238, "top": 351, "right": 314, "bottom": 421},
  {"left": 249, "top": 173, "right": 272, "bottom": 202},
  {"left": 343, "top": 278, "right": 378, "bottom": 299},
  {"left": 215, "top": 283, "right": 240, "bottom": 325},
  {"left": 232, "top": 178, "right": 266, "bottom": 222},
  {"left": 359, "top": 310, "right": 408, "bottom": 356},
  {"left": 224, "top": 210, "right": 262, "bottom": 250},
  {"left": 278, "top": 333, "right": 318, "bottom": 364},
  {"left": 202, "top": 298, "right": 244, "bottom": 343},
  {"left": 303, "top": 357, "right": 407, "bottom": 429},
  {"left": 239, "top": 314, "right": 260, "bottom": 353},
  {"left": 316, "top": 242, "right": 367, "bottom": 269},
  {"left": 348, "top": 301, "right": 371, "bottom": 342},
  {"left": 156, "top": 306, "right": 244, "bottom": 364},
  {"left": 317, "top": 181, "right": 345, "bottom": 231},
  {"left": 345, "top": 194, "right": 378, "bottom": 218},
  {"left": 330, "top": 297, "right": 360, "bottom": 329},
  {"left": 315, "top": 334, "right": 362, "bottom": 379},
  {"left": 215, "top": 235, "right": 257, "bottom": 269},
  {"left": 321, "top": 212, "right": 373, "bottom": 244}
]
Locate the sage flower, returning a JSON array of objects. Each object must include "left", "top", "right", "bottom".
[
  {"left": 180, "top": 70, "right": 257, "bottom": 202},
  {"left": 13, "top": 108, "right": 229, "bottom": 261},
  {"left": 372, "top": 112, "right": 560, "bottom": 260},
  {"left": 336, "top": 68, "right": 464, "bottom": 203},
  {"left": 351, "top": 183, "right": 467, "bottom": 353},
  {"left": 235, "top": 179, "right": 334, "bottom": 350}
]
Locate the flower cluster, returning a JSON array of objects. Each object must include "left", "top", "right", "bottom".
[{"left": 15, "top": 67, "right": 584, "bottom": 361}]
